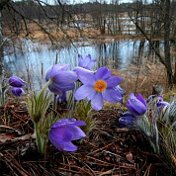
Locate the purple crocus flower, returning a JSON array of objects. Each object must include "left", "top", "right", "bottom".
[
  {"left": 127, "top": 93, "right": 147, "bottom": 116},
  {"left": 49, "top": 118, "right": 86, "bottom": 152},
  {"left": 45, "top": 64, "right": 78, "bottom": 95},
  {"left": 74, "top": 66, "right": 123, "bottom": 111},
  {"left": 9, "top": 76, "right": 25, "bottom": 87},
  {"left": 78, "top": 54, "right": 95, "bottom": 70},
  {"left": 11, "top": 87, "right": 25, "bottom": 96},
  {"left": 118, "top": 112, "right": 135, "bottom": 127}
]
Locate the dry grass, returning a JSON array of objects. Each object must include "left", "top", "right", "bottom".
[
  {"left": 4, "top": 21, "right": 148, "bottom": 44},
  {"left": 112, "top": 61, "right": 167, "bottom": 98}
]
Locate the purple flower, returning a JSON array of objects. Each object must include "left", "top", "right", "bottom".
[
  {"left": 45, "top": 64, "right": 78, "bottom": 95},
  {"left": 78, "top": 54, "right": 95, "bottom": 70},
  {"left": 146, "top": 95, "right": 163, "bottom": 103},
  {"left": 9, "top": 76, "right": 25, "bottom": 87},
  {"left": 118, "top": 112, "right": 135, "bottom": 127},
  {"left": 157, "top": 101, "right": 170, "bottom": 108},
  {"left": 74, "top": 66, "right": 123, "bottom": 111},
  {"left": 49, "top": 118, "right": 86, "bottom": 152},
  {"left": 127, "top": 93, "right": 147, "bottom": 116},
  {"left": 146, "top": 95, "right": 169, "bottom": 109},
  {"left": 11, "top": 87, "right": 25, "bottom": 96}
]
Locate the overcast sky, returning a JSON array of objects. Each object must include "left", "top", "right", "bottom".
[
  {"left": 63, "top": 0, "right": 133, "bottom": 4},
  {"left": 13, "top": 0, "right": 136, "bottom": 5},
  {"left": 13, "top": 0, "right": 133, "bottom": 4},
  {"left": 61, "top": 0, "right": 134, "bottom": 3},
  {"left": 21, "top": 0, "right": 134, "bottom": 4}
]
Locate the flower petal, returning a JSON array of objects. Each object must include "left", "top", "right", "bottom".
[
  {"left": 127, "top": 93, "right": 147, "bottom": 116},
  {"left": 78, "top": 54, "right": 95, "bottom": 70},
  {"left": 49, "top": 118, "right": 86, "bottom": 152},
  {"left": 53, "top": 71, "right": 78, "bottom": 84},
  {"left": 49, "top": 129, "right": 77, "bottom": 152},
  {"left": 9, "top": 76, "right": 25, "bottom": 87},
  {"left": 48, "top": 84, "right": 62, "bottom": 95},
  {"left": 51, "top": 118, "right": 86, "bottom": 129},
  {"left": 74, "top": 85, "right": 95, "bottom": 100},
  {"left": 73, "top": 66, "right": 94, "bottom": 79},
  {"left": 78, "top": 54, "right": 85, "bottom": 68},
  {"left": 91, "top": 93, "right": 103, "bottom": 111},
  {"left": 102, "top": 89, "right": 122, "bottom": 103},
  {"left": 78, "top": 71, "right": 96, "bottom": 86},
  {"left": 115, "top": 85, "right": 125, "bottom": 95},
  {"left": 118, "top": 112, "right": 135, "bottom": 127},
  {"left": 73, "top": 120, "right": 86, "bottom": 127},
  {"left": 157, "top": 101, "right": 170, "bottom": 108},
  {"left": 11, "top": 87, "right": 25, "bottom": 96},
  {"left": 106, "top": 76, "right": 123, "bottom": 88},
  {"left": 45, "top": 64, "right": 69, "bottom": 81},
  {"left": 60, "top": 141, "right": 78, "bottom": 152},
  {"left": 95, "top": 67, "right": 111, "bottom": 80},
  {"left": 66, "top": 125, "right": 86, "bottom": 140},
  {"left": 48, "top": 83, "right": 74, "bottom": 94},
  {"left": 49, "top": 126, "right": 72, "bottom": 150},
  {"left": 136, "top": 93, "right": 147, "bottom": 107},
  {"left": 51, "top": 118, "right": 77, "bottom": 128},
  {"left": 84, "top": 54, "right": 95, "bottom": 69}
]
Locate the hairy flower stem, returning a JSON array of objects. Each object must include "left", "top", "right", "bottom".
[
  {"left": 27, "top": 80, "right": 52, "bottom": 154},
  {"left": 34, "top": 122, "right": 47, "bottom": 154},
  {"left": 154, "top": 122, "right": 160, "bottom": 154}
]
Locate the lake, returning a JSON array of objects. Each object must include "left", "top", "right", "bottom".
[{"left": 3, "top": 38, "right": 157, "bottom": 90}]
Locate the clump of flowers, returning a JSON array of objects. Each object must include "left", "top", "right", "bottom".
[
  {"left": 119, "top": 90, "right": 174, "bottom": 154},
  {"left": 26, "top": 62, "right": 85, "bottom": 154},
  {"left": 25, "top": 53, "right": 126, "bottom": 154},
  {"left": 8, "top": 75, "right": 26, "bottom": 96}
]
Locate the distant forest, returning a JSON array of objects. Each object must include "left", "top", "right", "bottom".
[
  {"left": 2, "top": 0, "right": 176, "bottom": 37},
  {"left": 3, "top": 0, "right": 176, "bottom": 20}
]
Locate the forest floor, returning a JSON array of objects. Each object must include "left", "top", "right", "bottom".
[{"left": 0, "top": 100, "right": 171, "bottom": 176}]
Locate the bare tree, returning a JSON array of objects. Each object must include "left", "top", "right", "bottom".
[
  {"left": 0, "top": 0, "right": 79, "bottom": 74},
  {"left": 129, "top": 0, "right": 176, "bottom": 87},
  {"left": 0, "top": 0, "right": 11, "bottom": 75}
]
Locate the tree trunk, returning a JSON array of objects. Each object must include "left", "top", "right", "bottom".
[
  {"left": 0, "top": 9, "right": 3, "bottom": 76},
  {"left": 163, "top": 0, "right": 173, "bottom": 86}
]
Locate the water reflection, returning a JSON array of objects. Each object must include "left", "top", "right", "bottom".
[{"left": 4, "top": 39, "right": 152, "bottom": 90}]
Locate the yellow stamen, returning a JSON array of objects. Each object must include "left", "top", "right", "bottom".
[{"left": 94, "top": 80, "right": 107, "bottom": 93}]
